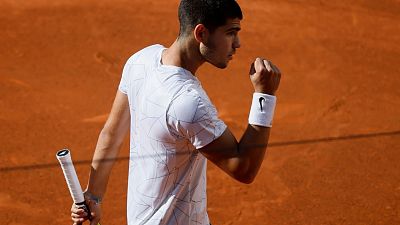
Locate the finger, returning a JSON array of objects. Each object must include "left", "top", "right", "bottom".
[
  {"left": 255, "top": 58, "right": 265, "bottom": 73},
  {"left": 263, "top": 59, "right": 272, "bottom": 72},
  {"left": 268, "top": 62, "right": 277, "bottom": 74},
  {"left": 71, "top": 206, "right": 85, "bottom": 214},
  {"left": 71, "top": 209, "right": 87, "bottom": 216},
  {"left": 72, "top": 217, "right": 86, "bottom": 224},
  {"left": 270, "top": 63, "right": 281, "bottom": 88},
  {"left": 71, "top": 209, "right": 85, "bottom": 214},
  {"left": 72, "top": 211, "right": 88, "bottom": 218},
  {"left": 271, "top": 63, "right": 281, "bottom": 76}
]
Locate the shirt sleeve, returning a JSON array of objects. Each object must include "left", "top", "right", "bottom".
[
  {"left": 167, "top": 86, "right": 227, "bottom": 149},
  {"left": 118, "top": 62, "right": 131, "bottom": 94}
]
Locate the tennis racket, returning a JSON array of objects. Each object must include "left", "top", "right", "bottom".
[{"left": 56, "top": 148, "right": 100, "bottom": 225}]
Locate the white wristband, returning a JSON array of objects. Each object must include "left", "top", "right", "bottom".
[{"left": 248, "top": 93, "right": 277, "bottom": 127}]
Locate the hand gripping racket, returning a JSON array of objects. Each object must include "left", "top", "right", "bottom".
[{"left": 56, "top": 148, "right": 100, "bottom": 225}]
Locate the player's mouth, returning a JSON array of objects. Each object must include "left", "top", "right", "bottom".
[{"left": 228, "top": 51, "right": 236, "bottom": 60}]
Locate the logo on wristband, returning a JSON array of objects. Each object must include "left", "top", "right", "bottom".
[{"left": 259, "top": 97, "right": 266, "bottom": 112}]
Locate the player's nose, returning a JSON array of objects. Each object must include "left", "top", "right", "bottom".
[{"left": 233, "top": 35, "right": 241, "bottom": 49}]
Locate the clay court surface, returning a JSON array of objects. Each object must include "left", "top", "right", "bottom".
[{"left": 1, "top": 0, "right": 400, "bottom": 224}]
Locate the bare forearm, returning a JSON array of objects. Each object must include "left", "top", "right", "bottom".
[
  {"left": 236, "top": 124, "right": 271, "bottom": 183},
  {"left": 200, "top": 124, "right": 271, "bottom": 184},
  {"left": 86, "top": 129, "right": 124, "bottom": 197}
]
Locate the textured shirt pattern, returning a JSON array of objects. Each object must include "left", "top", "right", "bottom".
[{"left": 119, "top": 44, "right": 227, "bottom": 225}]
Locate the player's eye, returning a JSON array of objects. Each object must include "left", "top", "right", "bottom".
[{"left": 227, "top": 31, "right": 237, "bottom": 36}]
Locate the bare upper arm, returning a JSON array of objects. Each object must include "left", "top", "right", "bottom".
[{"left": 102, "top": 90, "right": 130, "bottom": 144}]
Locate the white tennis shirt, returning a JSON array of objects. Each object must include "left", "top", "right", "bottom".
[{"left": 118, "top": 44, "right": 227, "bottom": 225}]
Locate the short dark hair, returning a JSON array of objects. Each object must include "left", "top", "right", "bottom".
[{"left": 178, "top": 0, "right": 243, "bottom": 37}]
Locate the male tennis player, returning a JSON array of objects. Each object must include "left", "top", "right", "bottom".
[{"left": 71, "top": 0, "right": 281, "bottom": 224}]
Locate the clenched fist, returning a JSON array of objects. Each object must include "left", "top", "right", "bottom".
[
  {"left": 71, "top": 199, "right": 101, "bottom": 225},
  {"left": 249, "top": 58, "right": 281, "bottom": 95}
]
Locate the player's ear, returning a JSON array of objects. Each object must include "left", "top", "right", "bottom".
[{"left": 193, "top": 24, "right": 209, "bottom": 43}]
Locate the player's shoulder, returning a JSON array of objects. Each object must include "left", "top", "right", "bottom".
[
  {"left": 168, "top": 83, "right": 213, "bottom": 122},
  {"left": 125, "top": 44, "right": 165, "bottom": 65}
]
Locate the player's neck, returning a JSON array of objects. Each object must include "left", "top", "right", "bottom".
[{"left": 162, "top": 38, "right": 204, "bottom": 75}]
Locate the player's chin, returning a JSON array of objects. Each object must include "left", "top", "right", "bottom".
[
  {"left": 207, "top": 57, "right": 230, "bottom": 69},
  {"left": 213, "top": 60, "right": 230, "bottom": 69},
  {"left": 217, "top": 63, "right": 228, "bottom": 69}
]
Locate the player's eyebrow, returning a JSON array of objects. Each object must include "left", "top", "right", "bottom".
[{"left": 226, "top": 27, "right": 241, "bottom": 32}]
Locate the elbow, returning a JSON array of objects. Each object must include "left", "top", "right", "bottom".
[
  {"left": 222, "top": 158, "right": 260, "bottom": 184},
  {"left": 228, "top": 161, "right": 258, "bottom": 184},
  {"left": 235, "top": 174, "right": 256, "bottom": 184},
  {"left": 232, "top": 170, "right": 257, "bottom": 184}
]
